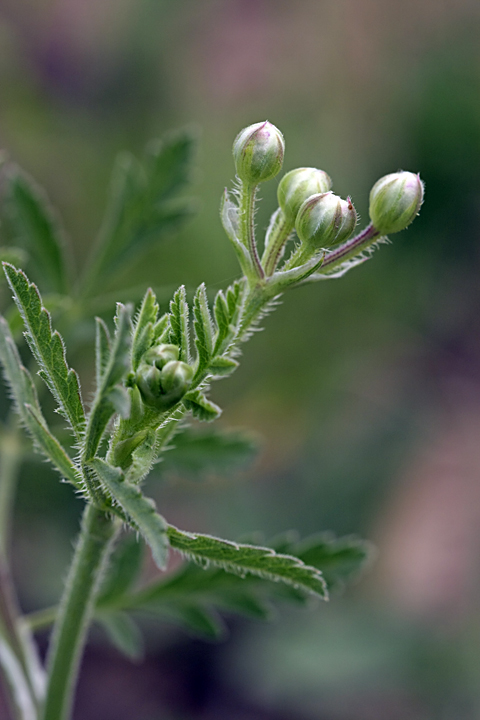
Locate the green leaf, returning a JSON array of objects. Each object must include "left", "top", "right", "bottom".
[
  {"left": 95, "top": 318, "right": 111, "bottom": 389},
  {"left": 290, "top": 533, "right": 373, "bottom": 591},
  {"left": 98, "top": 535, "right": 144, "bottom": 607},
  {"left": 160, "top": 604, "right": 227, "bottom": 640},
  {"left": 90, "top": 458, "right": 169, "bottom": 570},
  {"left": 131, "top": 289, "right": 158, "bottom": 371},
  {"left": 208, "top": 356, "right": 239, "bottom": 377},
  {"left": 6, "top": 171, "right": 68, "bottom": 294},
  {"left": 98, "top": 612, "right": 144, "bottom": 661},
  {"left": 220, "top": 190, "right": 253, "bottom": 276},
  {"left": 213, "top": 290, "right": 231, "bottom": 354},
  {"left": 169, "top": 286, "right": 190, "bottom": 363},
  {"left": 167, "top": 526, "right": 328, "bottom": 599},
  {"left": 89, "top": 129, "right": 197, "bottom": 285},
  {"left": 183, "top": 390, "right": 222, "bottom": 422},
  {"left": 193, "top": 283, "right": 213, "bottom": 372},
  {"left": 82, "top": 304, "right": 131, "bottom": 462},
  {"left": 159, "top": 427, "right": 258, "bottom": 479},
  {"left": 3, "top": 265, "right": 85, "bottom": 438},
  {"left": 0, "top": 315, "right": 79, "bottom": 486}
]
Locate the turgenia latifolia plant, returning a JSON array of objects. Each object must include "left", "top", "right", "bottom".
[{"left": 0, "top": 121, "right": 424, "bottom": 720}]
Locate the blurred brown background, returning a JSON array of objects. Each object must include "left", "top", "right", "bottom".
[{"left": 2, "top": 0, "right": 480, "bottom": 718}]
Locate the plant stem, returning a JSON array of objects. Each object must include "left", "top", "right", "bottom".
[
  {"left": 261, "top": 209, "right": 293, "bottom": 276},
  {"left": 239, "top": 182, "right": 264, "bottom": 281},
  {"left": 319, "top": 223, "right": 381, "bottom": 274},
  {"left": 42, "top": 503, "right": 119, "bottom": 720}
]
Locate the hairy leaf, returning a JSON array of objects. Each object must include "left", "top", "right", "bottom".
[
  {"left": 169, "top": 286, "right": 190, "bottom": 363},
  {"left": 6, "top": 171, "right": 68, "bottom": 294},
  {"left": 82, "top": 304, "right": 131, "bottom": 462},
  {"left": 95, "top": 318, "right": 111, "bottom": 389},
  {"left": 167, "top": 526, "right": 328, "bottom": 599},
  {"left": 0, "top": 315, "right": 79, "bottom": 485},
  {"left": 193, "top": 283, "right": 213, "bottom": 372},
  {"left": 3, "top": 265, "right": 85, "bottom": 438},
  {"left": 131, "top": 289, "right": 158, "bottom": 371},
  {"left": 90, "top": 459, "right": 169, "bottom": 570},
  {"left": 183, "top": 390, "right": 222, "bottom": 422},
  {"left": 208, "top": 356, "right": 239, "bottom": 377}
]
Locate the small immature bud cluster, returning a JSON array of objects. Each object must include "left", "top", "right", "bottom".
[
  {"left": 227, "top": 121, "right": 424, "bottom": 287},
  {"left": 135, "top": 343, "right": 193, "bottom": 410},
  {"left": 369, "top": 171, "right": 424, "bottom": 235},
  {"left": 233, "top": 121, "right": 285, "bottom": 185}
]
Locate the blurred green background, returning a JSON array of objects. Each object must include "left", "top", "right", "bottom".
[{"left": 2, "top": 0, "right": 480, "bottom": 718}]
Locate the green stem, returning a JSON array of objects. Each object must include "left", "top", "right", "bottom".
[
  {"left": 261, "top": 209, "right": 293, "bottom": 276},
  {"left": 319, "top": 223, "right": 381, "bottom": 274},
  {"left": 42, "top": 503, "right": 119, "bottom": 720},
  {"left": 0, "top": 425, "right": 22, "bottom": 556},
  {"left": 239, "top": 182, "right": 264, "bottom": 282}
]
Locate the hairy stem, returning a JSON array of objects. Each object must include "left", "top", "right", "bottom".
[
  {"left": 261, "top": 209, "right": 293, "bottom": 276},
  {"left": 239, "top": 182, "right": 264, "bottom": 281},
  {"left": 42, "top": 503, "right": 119, "bottom": 720},
  {"left": 319, "top": 223, "right": 381, "bottom": 274}
]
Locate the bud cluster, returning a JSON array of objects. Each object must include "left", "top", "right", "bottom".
[
  {"left": 227, "top": 120, "right": 424, "bottom": 287},
  {"left": 135, "top": 343, "right": 193, "bottom": 411}
]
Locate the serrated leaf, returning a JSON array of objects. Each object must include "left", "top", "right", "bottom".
[
  {"left": 98, "top": 612, "right": 144, "bottom": 660},
  {"left": 183, "top": 390, "right": 221, "bottom": 422},
  {"left": 213, "top": 290, "right": 231, "bottom": 354},
  {"left": 131, "top": 289, "right": 158, "bottom": 371},
  {"left": 95, "top": 318, "right": 111, "bottom": 388},
  {"left": 82, "top": 304, "right": 131, "bottom": 462},
  {"left": 208, "top": 356, "right": 238, "bottom": 377},
  {"left": 152, "top": 314, "right": 169, "bottom": 342},
  {"left": 6, "top": 171, "right": 68, "bottom": 294},
  {"left": 160, "top": 427, "right": 258, "bottom": 479},
  {"left": 226, "top": 280, "right": 244, "bottom": 326},
  {"left": 160, "top": 603, "right": 227, "bottom": 641},
  {"left": 88, "top": 130, "right": 197, "bottom": 287},
  {"left": 290, "top": 533, "right": 372, "bottom": 590},
  {"left": 169, "top": 286, "right": 190, "bottom": 363},
  {"left": 0, "top": 315, "right": 79, "bottom": 486},
  {"left": 90, "top": 459, "right": 169, "bottom": 570},
  {"left": 98, "top": 535, "right": 144, "bottom": 607},
  {"left": 193, "top": 283, "right": 213, "bottom": 371},
  {"left": 3, "top": 264, "right": 85, "bottom": 438},
  {"left": 167, "top": 526, "right": 328, "bottom": 599}
]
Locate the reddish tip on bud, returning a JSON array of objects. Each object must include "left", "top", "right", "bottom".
[
  {"left": 233, "top": 121, "right": 285, "bottom": 185},
  {"left": 369, "top": 171, "right": 424, "bottom": 234}
]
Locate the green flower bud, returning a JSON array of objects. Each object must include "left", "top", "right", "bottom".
[
  {"left": 277, "top": 167, "right": 332, "bottom": 224},
  {"left": 135, "top": 364, "right": 163, "bottom": 407},
  {"left": 233, "top": 121, "right": 285, "bottom": 185},
  {"left": 135, "top": 359, "right": 193, "bottom": 410},
  {"left": 143, "top": 343, "right": 179, "bottom": 369},
  {"left": 369, "top": 171, "right": 424, "bottom": 234},
  {"left": 295, "top": 192, "right": 357, "bottom": 249}
]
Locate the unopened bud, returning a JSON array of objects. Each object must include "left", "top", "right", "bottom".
[
  {"left": 277, "top": 167, "right": 332, "bottom": 224},
  {"left": 233, "top": 121, "right": 285, "bottom": 185},
  {"left": 369, "top": 171, "right": 424, "bottom": 234},
  {"left": 143, "top": 344, "right": 179, "bottom": 369},
  {"left": 295, "top": 192, "right": 357, "bottom": 249},
  {"left": 135, "top": 359, "right": 193, "bottom": 410}
]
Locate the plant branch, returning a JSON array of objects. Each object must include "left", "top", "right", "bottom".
[{"left": 42, "top": 503, "right": 119, "bottom": 720}]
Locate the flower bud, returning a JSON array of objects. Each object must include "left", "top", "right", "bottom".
[
  {"left": 295, "top": 192, "right": 357, "bottom": 249},
  {"left": 160, "top": 361, "right": 194, "bottom": 405},
  {"left": 135, "top": 359, "right": 193, "bottom": 410},
  {"left": 277, "top": 167, "right": 332, "bottom": 224},
  {"left": 233, "top": 121, "right": 285, "bottom": 185},
  {"left": 143, "top": 343, "right": 179, "bottom": 369},
  {"left": 135, "top": 364, "right": 162, "bottom": 408},
  {"left": 369, "top": 171, "right": 424, "bottom": 234}
]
